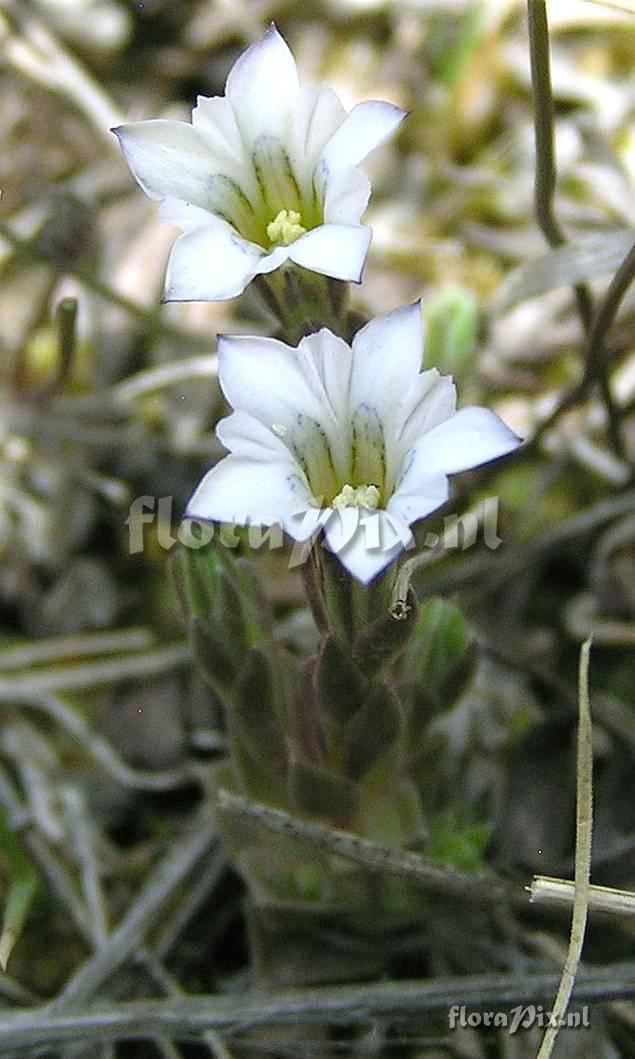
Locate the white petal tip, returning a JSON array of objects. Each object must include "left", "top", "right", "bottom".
[{"left": 289, "top": 224, "right": 371, "bottom": 283}]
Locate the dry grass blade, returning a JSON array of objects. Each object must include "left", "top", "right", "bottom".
[{"left": 535, "top": 640, "right": 593, "bottom": 1059}]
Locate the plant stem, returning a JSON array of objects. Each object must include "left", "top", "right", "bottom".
[
  {"left": 2, "top": 965, "right": 635, "bottom": 1048},
  {"left": 526, "top": 0, "right": 593, "bottom": 334}
]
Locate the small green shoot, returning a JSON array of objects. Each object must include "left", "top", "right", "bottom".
[{"left": 0, "top": 809, "right": 38, "bottom": 972}]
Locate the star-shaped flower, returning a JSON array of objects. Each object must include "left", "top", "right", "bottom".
[
  {"left": 186, "top": 303, "right": 521, "bottom": 584},
  {"left": 113, "top": 25, "right": 406, "bottom": 302}
]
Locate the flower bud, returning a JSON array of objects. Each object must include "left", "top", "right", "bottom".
[
  {"left": 422, "top": 284, "right": 479, "bottom": 379},
  {"left": 402, "top": 598, "right": 478, "bottom": 759},
  {"left": 351, "top": 587, "right": 419, "bottom": 677},
  {"left": 171, "top": 543, "right": 270, "bottom": 699}
]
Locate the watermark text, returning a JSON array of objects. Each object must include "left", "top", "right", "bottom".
[
  {"left": 448, "top": 1004, "right": 590, "bottom": 1034},
  {"left": 125, "top": 494, "right": 505, "bottom": 565}
]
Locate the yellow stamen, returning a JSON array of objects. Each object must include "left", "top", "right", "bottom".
[
  {"left": 267, "top": 209, "right": 306, "bottom": 247},
  {"left": 331, "top": 484, "right": 381, "bottom": 511}
]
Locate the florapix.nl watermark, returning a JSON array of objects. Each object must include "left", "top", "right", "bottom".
[
  {"left": 125, "top": 494, "right": 505, "bottom": 566},
  {"left": 448, "top": 1004, "right": 590, "bottom": 1034}
]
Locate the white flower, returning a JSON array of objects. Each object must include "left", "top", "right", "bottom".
[
  {"left": 186, "top": 303, "right": 521, "bottom": 584},
  {"left": 113, "top": 24, "right": 406, "bottom": 302}
]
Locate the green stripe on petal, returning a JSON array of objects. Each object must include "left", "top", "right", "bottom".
[
  {"left": 289, "top": 414, "right": 340, "bottom": 503},
  {"left": 206, "top": 174, "right": 264, "bottom": 244},
  {"left": 252, "top": 136, "right": 303, "bottom": 221},
  {"left": 351, "top": 402, "right": 386, "bottom": 501}
]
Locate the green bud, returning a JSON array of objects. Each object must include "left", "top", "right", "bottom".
[
  {"left": 217, "top": 568, "right": 250, "bottom": 656},
  {"left": 172, "top": 543, "right": 269, "bottom": 637},
  {"left": 171, "top": 543, "right": 271, "bottom": 698},
  {"left": 423, "top": 284, "right": 479, "bottom": 377},
  {"left": 256, "top": 264, "right": 351, "bottom": 345},
  {"left": 309, "top": 548, "right": 354, "bottom": 643},
  {"left": 352, "top": 588, "right": 418, "bottom": 677},
  {"left": 402, "top": 598, "right": 478, "bottom": 752},
  {"left": 171, "top": 543, "right": 223, "bottom": 626},
  {"left": 303, "top": 548, "right": 396, "bottom": 648}
]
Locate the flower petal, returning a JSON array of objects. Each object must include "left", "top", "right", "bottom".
[
  {"left": 254, "top": 245, "right": 293, "bottom": 275},
  {"left": 216, "top": 409, "right": 296, "bottom": 462},
  {"left": 350, "top": 302, "right": 423, "bottom": 424},
  {"left": 406, "top": 406, "right": 521, "bottom": 478},
  {"left": 191, "top": 95, "right": 248, "bottom": 169},
  {"left": 396, "top": 369, "right": 457, "bottom": 453},
  {"left": 323, "top": 508, "right": 413, "bottom": 584},
  {"left": 296, "top": 328, "right": 353, "bottom": 479},
  {"left": 113, "top": 120, "right": 217, "bottom": 208},
  {"left": 287, "top": 83, "right": 346, "bottom": 189},
  {"left": 323, "top": 167, "right": 371, "bottom": 225},
  {"left": 320, "top": 100, "right": 407, "bottom": 173},
  {"left": 218, "top": 334, "right": 337, "bottom": 433},
  {"left": 164, "top": 221, "right": 263, "bottom": 301},
  {"left": 252, "top": 135, "right": 302, "bottom": 216},
  {"left": 387, "top": 472, "right": 449, "bottom": 527},
  {"left": 186, "top": 454, "right": 311, "bottom": 535},
  {"left": 159, "top": 197, "right": 215, "bottom": 233},
  {"left": 225, "top": 24, "right": 300, "bottom": 143},
  {"left": 160, "top": 184, "right": 262, "bottom": 244},
  {"left": 191, "top": 95, "right": 265, "bottom": 207},
  {"left": 297, "top": 328, "right": 353, "bottom": 426},
  {"left": 288, "top": 224, "right": 371, "bottom": 282},
  {"left": 214, "top": 410, "right": 328, "bottom": 542},
  {"left": 217, "top": 332, "right": 356, "bottom": 495}
]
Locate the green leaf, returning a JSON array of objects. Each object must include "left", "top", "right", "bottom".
[
  {"left": 0, "top": 809, "right": 38, "bottom": 971},
  {"left": 288, "top": 763, "right": 360, "bottom": 825},
  {"left": 231, "top": 646, "right": 287, "bottom": 778},
  {"left": 427, "top": 814, "right": 489, "bottom": 873},
  {"left": 172, "top": 543, "right": 269, "bottom": 645},
  {"left": 315, "top": 635, "right": 366, "bottom": 726},
  {"left": 361, "top": 781, "right": 426, "bottom": 846},
  {"left": 189, "top": 615, "right": 236, "bottom": 694},
  {"left": 344, "top": 683, "right": 403, "bottom": 781},
  {"left": 231, "top": 737, "right": 287, "bottom": 804}
]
